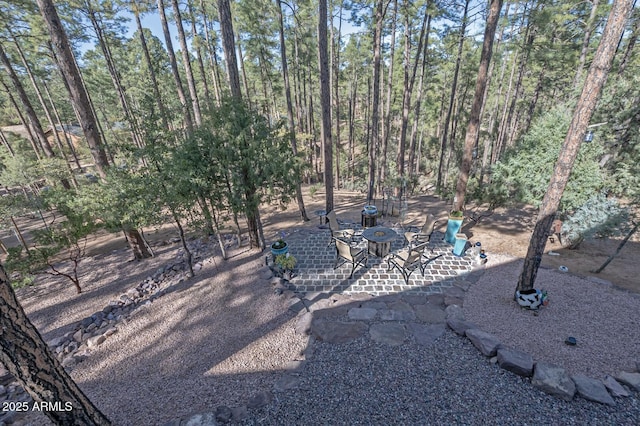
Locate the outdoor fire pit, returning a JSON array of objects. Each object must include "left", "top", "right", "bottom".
[{"left": 362, "top": 226, "right": 397, "bottom": 257}]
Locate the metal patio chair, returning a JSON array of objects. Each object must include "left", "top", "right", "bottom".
[
  {"left": 327, "top": 210, "right": 355, "bottom": 247},
  {"left": 387, "top": 242, "right": 429, "bottom": 285},
  {"left": 404, "top": 213, "right": 437, "bottom": 247},
  {"left": 334, "top": 237, "right": 368, "bottom": 278}
]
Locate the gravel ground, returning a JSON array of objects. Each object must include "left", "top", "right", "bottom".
[
  {"left": 464, "top": 254, "right": 640, "bottom": 378},
  {"left": 245, "top": 332, "right": 640, "bottom": 425},
  {"left": 14, "top": 243, "right": 640, "bottom": 425}
]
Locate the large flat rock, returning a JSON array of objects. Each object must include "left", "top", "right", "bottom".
[
  {"left": 497, "top": 348, "right": 533, "bottom": 377},
  {"left": 348, "top": 307, "right": 377, "bottom": 321},
  {"left": 532, "top": 362, "right": 576, "bottom": 401},
  {"left": 310, "top": 320, "right": 368, "bottom": 343},
  {"left": 413, "top": 304, "right": 446, "bottom": 324},
  {"left": 603, "top": 375, "right": 630, "bottom": 397},
  {"left": 369, "top": 323, "right": 406, "bottom": 346},
  {"left": 446, "top": 318, "right": 477, "bottom": 336},
  {"left": 572, "top": 374, "right": 615, "bottom": 406},
  {"left": 408, "top": 323, "right": 446, "bottom": 346},
  {"left": 379, "top": 300, "right": 416, "bottom": 321},
  {"left": 615, "top": 371, "right": 640, "bottom": 391},
  {"left": 445, "top": 305, "right": 464, "bottom": 320},
  {"left": 465, "top": 329, "right": 501, "bottom": 357}
]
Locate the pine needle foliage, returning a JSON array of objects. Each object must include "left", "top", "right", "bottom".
[
  {"left": 560, "top": 193, "right": 631, "bottom": 249},
  {"left": 486, "top": 106, "right": 606, "bottom": 212}
]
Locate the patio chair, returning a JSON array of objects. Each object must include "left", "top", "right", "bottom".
[
  {"left": 334, "top": 237, "right": 368, "bottom": 278},
  {"left": 404, "top": 214, "right": 437, "bottom": 247},
  {"left": 387, "top": 242, "right": 429, "bottom": 285},
  {"left": 327, "top": 210, "right": 355, "bottom": 247},
  {"left": 420, "top": 246, "right": 444, "bottom": 275}
]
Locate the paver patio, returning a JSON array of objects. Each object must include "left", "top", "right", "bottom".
[{"left": 277, "top": 222, "right": 476, "bottom": 296}]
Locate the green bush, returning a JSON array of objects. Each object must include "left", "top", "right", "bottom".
[
  {"left": 560, "top": 193, "right": 630, "bottom": 249},
  {"left": 485, "top": 106, "right": 606, "bottom": 212},
  {"left": 4, "top": 247, "right": 45, "bottom": 288}
]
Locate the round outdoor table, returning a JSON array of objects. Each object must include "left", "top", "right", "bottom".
[{"left": 362, "top": 226, "right": 398, "bottom": 257}]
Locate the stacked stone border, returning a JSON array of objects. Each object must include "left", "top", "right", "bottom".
[{"left": 0, "top": 238, "right": 215, "bottom": 425}]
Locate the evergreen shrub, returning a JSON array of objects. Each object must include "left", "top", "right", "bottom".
[
  {"left": 485, "top": 106, "right": 606, "bottom": 212},
  {"left": 560, "top": 193, "right": 630, "bottom": 249}
]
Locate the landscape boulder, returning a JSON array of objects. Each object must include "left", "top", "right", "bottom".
[
  {"left": 86, "top": 335, "right": 106, "bottom": 348},
  {"left": 465, "top": 329, "right": 501, "bottom": 356},
  {"left": 532, "top": 362, "right": 576, "bottom": 401},
  {"left": 369, "top": 323, "right": 406, "bottom": 346},
  {"left": 603, "top": 375, "right": 630, "bottom": 397},
  {"left": 497, "top": 347, "right": 533, "bottom": 377},
  {"left": 311, "top": 320, "right": 367, "bottom": 344},
  {"left": 572, "top": 375, "right": 615, "bottom": 406},
  {"left": 615, "top": 371, "right": 640, "bottom": 391},
  {"left": 446, "top": 318, "right": 477, "bottom": 336}
]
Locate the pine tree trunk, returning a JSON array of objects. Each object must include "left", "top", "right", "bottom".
[
  {"left": 200, "top": 0, "right": 222, "bottom": 105},
  {"left": 396, "top": 2, "right": 412, "bottom": 195},
  {"left": 617, "top": 7, "right": 638, "bottom": 75},
  {"left": 443, "top": 81, "right": 470, "bottom": 189},
  {"left": 1, "top": 82, "right": 41, "bottom": 160},
  {"left": 477, "top": 2, "right": 508, "bottom": 185},
  {"left": 237, "top": 40, "right": 252, "bottom": 106},
  {"left": 157, "top": 0, "right": 194, "bottom": 134},
  {"left": 517, "top": 0, "right": 634, "bottom": 293},
  {"left": 573, "top": 0, "right": 600, "bottom": 89},
  {"left": 9, "top": 34, "right": 77, "bottom": 187},
  {"left": 188, "top": 2, "right": 211, "bottom": 104},
  {"left": 348, "top": 67, "right": 358, "bottom": 185},
  {"left": 218, "top": 0, "right": 242, "bottom": 100},
  {"left": 0, "top": 41, "right": 56, "bottom": 159},
  {"left": 453, "top": 0, "right": 503, "bottom": 211},
  {"left": 124, "top": 228, "right": 152, "bottom": 260},
  {"left": 0, "top": 263, "right": 111, "bottom": 425},
  {"left": 437, "top": 0, "right": 469, "bottom": 191},
  {"left": 319, "top": 0, "right": 334, "bottom": 214},
  {"left": 170, "top": 211, "right": 194, "bottom": 276},
  {"left": 378, "top": 0, "right": 397, "bottom": 196},
  {"left": 368, "top": 0, "right": 389, "bottom": 203},
  {"left": 86, "top": 4, "right": 145, "bottom": 151},
  {"left": 10, "top": 216, "right": 29, "bottom": 255},
  {"left": 399, "top": 4, "right": 428, "bottom": 194},
  {"left": 37, "top": 0, "right": 110, "bottom": 178},
  {"left": 504, "top": 13, "right": 537, "bottom": 149},
  {"left": 171, "top": 0, "right": 202, "bottom": 126},
  {"left": 211, "top": 209, "right": 227, "bottom": 260},
  {"left": 493, "top": 51, "right": 518, "bottom": 164},
  {"left": 42, "top": 81, "right": 83, "bottom": 171},
  {"left": 408, "top": 12, "right": 431, "bottom": 178},
  {"left": 277, "top": 0, "right": 309, "bottom": 222},
  {"left": 523, "top": 62, "right": 546, "bottom": 135},
  {"left": 293, "top": 31, "right": 305, "bottom": 133},
  {"left": 0, "top": 128, "right": 15, "bottom": 156},
  {"left": 134, "top": 8, "right": 170, "bottom": 130},
  {"left": 331, "top": 0, "right": 343, "bottom": 190},
  {"left": 495, "top": 3, "right": 533, "bottom": 157}
]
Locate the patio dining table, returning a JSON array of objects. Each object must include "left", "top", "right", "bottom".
[{"left": 362, "top": 226, "right": 398, "bottom": 258}]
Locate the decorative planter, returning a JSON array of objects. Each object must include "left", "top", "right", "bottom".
[
  {"left": 271, "top": 242, "right": 288, "bottom": 257},
  {"left": 452, "top": 233, "right": 468, "bottom": 257},
  {"left": 515, "top": 289, "right": 548, "bottom": 310},
  {"left": 363, "top": 205, "right": 378, "bottom": 215},
  {"left": 444, "top": 215, "right": 464, "bottom": 244}
]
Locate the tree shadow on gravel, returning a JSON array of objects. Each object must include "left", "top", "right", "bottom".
[{"left": 69, "top": 248, "right": 640, "bottom": 425}]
